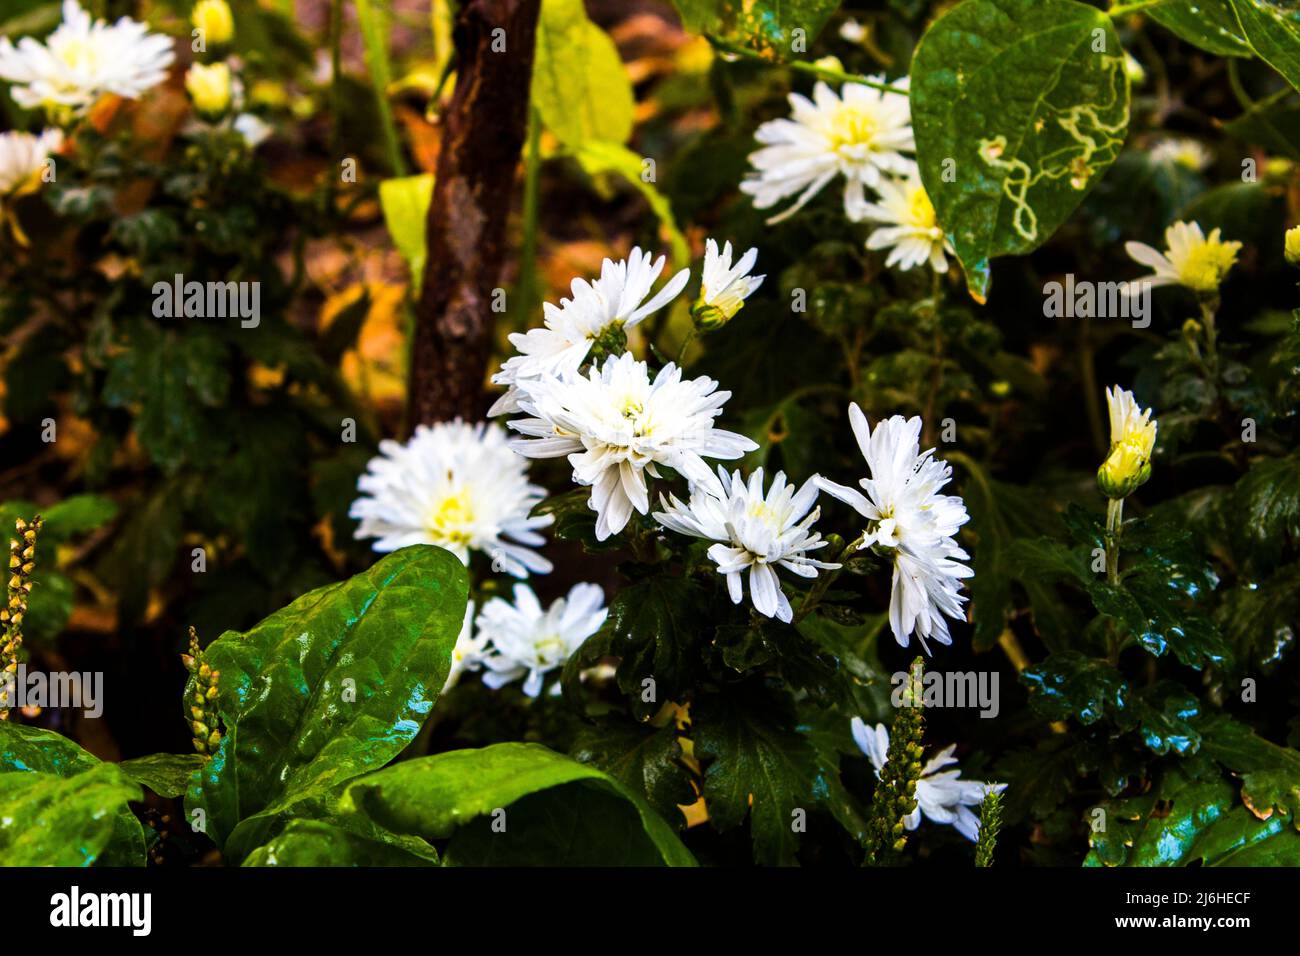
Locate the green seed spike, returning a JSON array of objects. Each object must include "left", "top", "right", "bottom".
[{"left": 862, "top": 656, "right": 926, "bottom": 866}]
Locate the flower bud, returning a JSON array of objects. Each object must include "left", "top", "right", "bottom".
[
  {"left": 185, "top": 62, "right": 232, "bottom": 118},
  {"left": 1097, "top": 440, "right": 1152, "bottom": 500},
  {"left": 1286, "top": 225, "right": 1300, "bottom": 268},
  {"left": 192, "top": 0, "right": 234, "bottom": 47}
]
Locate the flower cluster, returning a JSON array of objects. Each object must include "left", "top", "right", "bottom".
[
  {"left": 0, "top": 1, "right": 175, "bottom": 116},
  {"left": 742, "top": 77, "right": 951, "bottom": 273},
  {"left": 445, "top": 583, "right": 608, "bottom": 698}
]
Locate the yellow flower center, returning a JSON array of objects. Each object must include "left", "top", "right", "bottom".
[
  {"left": 907, "top": 184, "right": 937, "bottom": 230},
  {"left": 1177, "top": 238, "right": 1239, "bottom": 293},
  {"left": 428, "top": 490, "right": 474, "bottom": 546},
  {"left": 57, "top": 37, "right": 101, "bottom": 73},
  {"left": 828, "top": 104, "right": 880, "bottom": 152}
]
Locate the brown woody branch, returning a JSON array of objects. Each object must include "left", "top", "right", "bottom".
[{"left": 407, "top": 0, "right": 541, "bottom": 429}]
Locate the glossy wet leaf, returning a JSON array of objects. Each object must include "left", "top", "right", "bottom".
[
  {"left": 532, "top": 0, "right": 633, "bottom": 146},
  {"left": 1129, "top": 683, "right": 1201, "bottom": 757},
  {"left": 911, "top": 0, "right": 1130, "bottom": 298},
  {"left": 1229, "top": 0, "right": 1300, "bottom": 91},
  {"left": 1199, "top": 714, "right": 1300, "bottom": 823},
  {"left": 119, "top": 754, "right": 206, "bottom": 799},
  {"left": 340, "top": 742, "right": 696, "bottom": 866},
  {"left": 0, "top": 723, "right": 144, "bottom": 867},
  {"left": 1022, "top": 651, "right": 1129, "bottom": 726},
  {"left": 243, "top": 819, "right": 435, "bottom": 866},
  {"left": 187, "top": 545, "right": 468, "bottom": 861},
  {"left": 672, "top": 0, "right": 840, "bottom": 55},
  {"left": 0, "top": 765, "right": 141, "bottom": 867},
  {"left": 692, "top": 686, "right": 817, "bottom": 866},
  {"left": 1231, "top": 452, "right": 1300, "bottom": 573},
  {"left": 1150, "top": 0, "right": 1252, "bottom": 57},
  {"left": 1086, "top": 758, "right": 1300, "bottom": 866}
]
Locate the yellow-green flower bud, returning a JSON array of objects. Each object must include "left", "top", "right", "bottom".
[
  {"left": 1285, "top": 225, "right": 1300, "bottom": 268},
  {"left": 192, "top": 0, "right": 234, "bottom": 47},
  {"left": 185, "top": 62, "right": 232, "bottom": 118}
]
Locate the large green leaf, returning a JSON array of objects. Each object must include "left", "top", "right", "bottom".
[
  {"left": 911, "top": 0, "right": 1130, "bottom": 298},
  {"left": 0, "top": 765, "right": 142, "bottom": 866},
  {"left": 1231, "top": 452, "right": 1300, "bottom": 572},
  {"left": 532, "top": 0, "right": 633, "bottom": 146},
  {"left": 0, "top": 723, "right": 145, "bottom": 866},
  {"left": 1200, "top": 714, "right": 1300, "bottom": 824},
  {"left": 672, "top": 0, "right": 840, "bottom": 55},
  {"left": 1150, "top": 0, "right": 1252, "bottom": 57},
  {"left": 692, "top": 687, "right": 817, "bottom": 866},
  {"left": 1230, "top": 0, "right": 1300, "bottom": 91},
  {"left": 120, "top": 754, "right": 206, "bottom": 799},
  {"left": 186, "top": 545, "right": 468, "bottom": 861},
  {"left": 339, "top": 742, "right": 696, "bottom": 866},
  {"left": 243, "top": 819, "right": 435, "bottom": 866}
]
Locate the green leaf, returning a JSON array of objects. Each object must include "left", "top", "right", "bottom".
[
  {"left": 339, "top": 742, "right": 696, "bottom": 865},
  {"left": 103, "top": 319, "right": 231, "bottom": 472},
  {"left": 672, "top": 0, "right": 840, "bottom": 55},
  {"left": 1199, "top": 714, "right": 1300, "bottom": 824},
  {"left": 911, "top": 0, "right": 1130, "bottom": 298},
  {"left": 1150, "top": 0, "right": 1252, "bottom": 57},
  {"left": 602, "top": 575, "right": 707, "bottom": 718},
  {"left": 692, "top": 687, "right": 817, "bottom": 865},
  {"left": 570, "top": 718, "right": 694, "bottom": 824},
  {"left": 0, "top": 723, "right": 145, "bottom": 867},
  {"left": 0, "top": 764, "right": 142, "bottom": 866},
  {"left": 1022, "top": 650, "right": 1130, "bottom": 726},
  {"left": 379, "top": 174, "right": 434, "bottom": 289},
  {"left": 1231, "top": 452, "right": 1300, "bottom": 572},
  {"left": 1129, "top": 683, "right": 1201, "bottom": 757},
  {"left": 243, "top": 819, "right": 435, "bottom": 866},
  {"left": 571, "top": 140, "right": 690, "bottom": 266},
  {"left": 1086, "top": 758, "right": 1300, "bottom": 866},
  {"left": 1229, "top": 0, "right": 1300, "bottom": 92},
  {"left": 1214, "top": 562, "right": 1300, "bottom": 671},
  {"left": 532, "top": 0, "right": 634, "bottom": 146},
  {"left": 119, "top": 754, "right": 206, "bottom": 799},
  {"left": 35, "top": 494, "right": 118, "bottom": 539},
  {"left": 186, "top": 545, "right": 469, "bottom": 861}
]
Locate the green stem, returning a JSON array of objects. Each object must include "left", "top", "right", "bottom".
[
  {"left": 677, "top": 328, "right": 697, "bottom": 365},
  {"left": 792, "top": 532, "right": 866, "bottom": 625},
  {"left": 354, "top": 0, "right": 408, "bottom": 176},
  {"left": 706, "top": 37, "right": 902, "bottom": 95},
  {"left": 1199, "top": 295, "right": 1220, "bottom": 379},
  {"left": 1105, "top": 496, "right": 1124, "bottom": 587},
  {"left": 517, "top": 106, "right": 542, "bottom": 323}
]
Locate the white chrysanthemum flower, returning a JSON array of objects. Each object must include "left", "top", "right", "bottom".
[
  {"left": 0, "top": 129, "right": 61, "bottom": 195},
  {"left": 442, "top": 601, "right": 488, "bottom": 693},
  {"left": 692, "top": 238, "right": 764, "bottom": 328},
  {"left": 851, "top": 718, "right": 1005, "bottom": 841},
  {"left": 1148, "top": 137, "right": 1211, "bottom": 172},
  {"left": 0, "top": 1, "right": 175, "bottom": 115},
  {"left": 862, "top": 173, "right": 951, "bottom": 273},
  {"left": 740, "top": 77, "right": 915, "bottom": 225},
  {"left": 510, "top": 352, "right": 757, "bottom": 540},
  {"left": 477, "top": 582, "right": 608, "bottom": 698},
  {"left": 1124, "top": 220, "right": 1241, "bottom": 295},
  {"left": 654, "top": 466, "right": 839, "bottom": 623},
  {"left": 839, "top": 18, "right": 867, "bottom": 43},
  {"left": 488, "top": 248, "right": 689, "bottom": 416},
  {"left": 350, "top": 420, "right": 553, "bottom": 577},
  {"left": 816, "top": 405, "right": 972, "bottom": 651}
]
